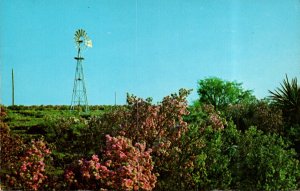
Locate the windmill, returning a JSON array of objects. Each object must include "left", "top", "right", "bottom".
[{"left": 70, "top": 29, "right": 92, "bottom": 112}]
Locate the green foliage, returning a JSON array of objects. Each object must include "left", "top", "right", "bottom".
[
  {"left": 269, "top": 75, "right": 300, "bottom": 125},
  {"left": 186, "top": 103, "right": 227, "bottom": 130},
  {"left": 43, "top": 116, "right": 90, "bottom": 164},
  {"left": 225, "top": 101, "right": 284, "bottom": 134},
  {"left": 193, "top": 128, "right": 232, "bottom": 189},
  {"left": 187, "top": 123, "right": 300, "bottom": 191},
  {"left": 190, "top": 123, "right": 239, "bottom": 190},
  {"left": 197, "top": 77, "right": 255, "bottom": 110},
  {"left": 286, "top": 124, "right": 300, "bottom": 155},
  {"left": 2, "top": 87, "right": 300, "bottom": 190},
  {"left": 86, "top": 106, "right": 129, "bottom": 152},
  {"left": 237, "top": 127, "right": 300, "bottom": 190}
]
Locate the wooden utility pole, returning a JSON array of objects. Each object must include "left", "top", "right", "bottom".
[
  {"left": 114, "top": 91, "right": 117, "bottom": 106},
  {"left": 12, "top": 69, "right": 14, "bottom": 106}
]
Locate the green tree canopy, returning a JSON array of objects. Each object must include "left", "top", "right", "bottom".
[{"left": 197, "top": 77, "right": 255, "bottom": 110}]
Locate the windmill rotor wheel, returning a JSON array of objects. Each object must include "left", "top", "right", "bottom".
[{"left": 74, "top": 29, "right": 90, "bottom": 48}]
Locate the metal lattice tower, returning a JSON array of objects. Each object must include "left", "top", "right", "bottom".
[{"left": 70, "top": 29, "right": 92, "bottom": 112}]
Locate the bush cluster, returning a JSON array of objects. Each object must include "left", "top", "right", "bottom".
[{"left": 1, "top": 76, "right": 300, "bottom": 190}]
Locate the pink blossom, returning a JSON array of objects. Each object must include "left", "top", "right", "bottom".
[
  {"left": 21, "top": 163, "right": 27, "bottom": 171},
  {"left": 123, "top": 178, "right": 133, "bottom": 188},
  {"left": 92, "top": 154, "right": 99, "bottom": 162},
  {"left": 119, "top": 151, "right": 127, "bottom": 159}
]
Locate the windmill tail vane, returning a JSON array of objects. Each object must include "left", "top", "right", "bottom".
[{"left": 85, "top": 39, "right": 93, "bottom": 48}]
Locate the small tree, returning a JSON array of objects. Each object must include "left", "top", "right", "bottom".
[{"left": 197, "top": 77, "right": 255, "bottom": 110}]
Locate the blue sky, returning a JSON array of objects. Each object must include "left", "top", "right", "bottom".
[{"left": 1, "top": 0, "right": 300, "bottom": 105}]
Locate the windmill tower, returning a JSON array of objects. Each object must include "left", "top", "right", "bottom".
[{"left": 70, "top": 29, "right": 92, "bottom": 112}]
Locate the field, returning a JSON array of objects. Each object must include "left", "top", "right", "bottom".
[{"left": 5, "top": 105, "right": 112, "bottom": 140}]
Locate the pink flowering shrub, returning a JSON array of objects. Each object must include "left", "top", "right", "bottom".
[
  {"left": 0, "top": 122, "right": 24, "bottom": 170},
  {"left": 65, "top": 135, "right": 157, "bottom": 190},
  {"left": 125, "top": 89, "right": 190, "bottom": 146},
  {"left": 6, "top": 139, "right": 51, "bottom": 190},
  {"left": 0, "top": 106, "right": 6, "bottom": 118},
  {"left": 203, "top": 104, "right": 226, "bottom": 130},
  {"left": 85, "top": 89, "right": 192, "bottom": 190},
  {"left": 124, "top": 89, "right": 190, "bottom": 169}
]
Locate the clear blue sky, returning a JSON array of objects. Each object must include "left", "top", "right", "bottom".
[{"left": 1, "top": 0, "right": 300, "bottom": 105}]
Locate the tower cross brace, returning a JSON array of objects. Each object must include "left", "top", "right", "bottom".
[{"left": 70, "top": 44, "right": 89, "bottom": 112}]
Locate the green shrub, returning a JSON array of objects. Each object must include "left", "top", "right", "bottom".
[
  {"left": 237, "top": 127, "right": 300, "bottom": 190},
  {"left": 43, "top": 116, "right": 89, "bottom": 165},
  {"left": 225, "top": 101, "right": 284, "bottom": 134},
  {"left": 190, "top": 122, "right": 239, "bottom": 190}
]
